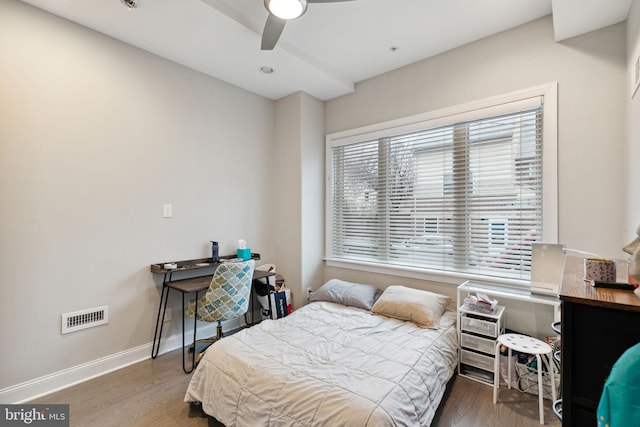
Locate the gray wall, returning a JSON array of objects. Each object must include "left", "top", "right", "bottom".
[
  {"left": 325, "top": 15, "right": 627, "bottom": 273},
  {"left": 324, "top": 16, "right": 628, "bottom": 337},
  {"left": 273, "top": 92, "right": 325, "bottom": 311},
  {"left": 0, "top": 0, "right": 275, "bottom": 391}
]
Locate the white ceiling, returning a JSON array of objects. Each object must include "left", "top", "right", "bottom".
[{"left": 18, "top": 0, "right": 632, "bottom": 101}]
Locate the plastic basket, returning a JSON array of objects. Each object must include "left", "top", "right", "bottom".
[{"left": 515, "top": 360, "right": 560, "bottom": 400}]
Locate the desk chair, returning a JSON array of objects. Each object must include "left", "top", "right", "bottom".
[{"left": 186, "top": 259, "right": 255, "bottom": 363}]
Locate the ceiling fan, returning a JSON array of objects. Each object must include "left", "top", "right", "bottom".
[{"left": 262, "top": 0, "right": 354, "bottom": 50}]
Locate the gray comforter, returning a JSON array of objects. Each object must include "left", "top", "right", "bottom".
[{"left": 185, "top": 301, "right": 458, "bottom": 426}]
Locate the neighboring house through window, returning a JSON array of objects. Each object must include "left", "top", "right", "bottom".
[{"left": 326, "top": 83, "right": 558, "bottom": 286}]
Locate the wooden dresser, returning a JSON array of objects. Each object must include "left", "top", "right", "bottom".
[{"left": 559, "top": 256, "right": 640, "bottom": 426}]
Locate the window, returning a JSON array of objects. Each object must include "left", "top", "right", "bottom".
[{"left": 326, "top": 84, "right": 558, "bottom": 285}]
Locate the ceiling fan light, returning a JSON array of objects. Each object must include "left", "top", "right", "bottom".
[{"left": 265, "top": 0, "right": 307, "bottom": 20}]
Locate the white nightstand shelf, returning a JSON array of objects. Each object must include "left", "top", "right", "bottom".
[{"left": 458, "top": 304, "right": 505, "bottom": 385}]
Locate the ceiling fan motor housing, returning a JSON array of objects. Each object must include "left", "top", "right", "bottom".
[{"left": 265, "top": 0, "right": 308, "bottom": 20}]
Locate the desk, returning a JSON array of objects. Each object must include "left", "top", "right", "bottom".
[
  {"left": 559, "top": 256, "right": 640, "bottom": 426},
  {"left": 150, "top": 255, "right": 275, "bottom": 373}
]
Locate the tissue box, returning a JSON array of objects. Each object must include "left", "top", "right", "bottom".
[{"left": 237, "top": 248, "right": 251, "bottom": 261}]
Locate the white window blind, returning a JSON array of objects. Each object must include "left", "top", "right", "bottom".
[{"left": 328, "top": 95, "right": 549, "bottom": 282}]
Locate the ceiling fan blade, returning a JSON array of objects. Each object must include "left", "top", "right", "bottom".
[{"left": 261, "top": 14, "right": 286, "bottom": 50}]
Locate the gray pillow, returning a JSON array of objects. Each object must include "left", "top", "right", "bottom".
[{"left": 311, "top": 279, "right": 381, "bottom": 310}]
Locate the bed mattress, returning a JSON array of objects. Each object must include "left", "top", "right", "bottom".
[{"left": 184, "top": 300, "right": 458, "bottom": 426}]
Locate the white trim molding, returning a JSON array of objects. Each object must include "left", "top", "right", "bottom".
[{"left": 0, "top": 324, "right": 217, "bottom": 404}]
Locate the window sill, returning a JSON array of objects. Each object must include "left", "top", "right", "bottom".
[{"left": 324, "top": 257, "right": 530, "bottom": 290}]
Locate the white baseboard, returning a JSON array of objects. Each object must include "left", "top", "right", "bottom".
[{"left": 0, "top": 324, "right": 218, "bottom": 404}]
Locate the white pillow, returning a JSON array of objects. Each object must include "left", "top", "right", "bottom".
[{"left": 371, "top": 285, "right": 451, "bottom": 329}]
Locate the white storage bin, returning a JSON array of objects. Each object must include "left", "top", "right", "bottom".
[
  {"left": 461, "top": 349, "right": 495, "bottom": 372},
  {"left": 461, "top": 333, "right": 496, "bottom": 355},
  {"left": 460, "top": 364, "right": 495, "bottom": 383},
  {"left": 461, "top": 315, "right": 498, "bottom": 337}
]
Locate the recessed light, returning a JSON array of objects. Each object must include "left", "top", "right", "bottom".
[{"left": 260, "top": 66, "right": 274, "bottom": 74}]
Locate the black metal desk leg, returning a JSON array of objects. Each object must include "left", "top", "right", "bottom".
[
  {"left": 266, "top": 275, "right": 273, "bottom": 319},
  {"left": 151, "top": 283, "right": 170, "bottom": 359},
  {"left": 246, "top": 281, "right": 255, "bottom": 325},
  {"left": 191, "top": 291, "right": 199, "bottom": 372},
  {"left": 181, "top": 291, "right": 199, "bottom": 374},
  {"left": 250, "top": 283, "right": 255, "bottom": 324}
]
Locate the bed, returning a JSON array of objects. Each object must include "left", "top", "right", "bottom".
[{"left": 184, "top": 281, "right": 458, "bottom": 426}]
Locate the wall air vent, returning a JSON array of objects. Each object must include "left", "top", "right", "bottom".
[{"left": 61, "top": 305, "right": 108, "bottom": 334}]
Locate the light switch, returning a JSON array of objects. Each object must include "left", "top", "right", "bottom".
[{"left": 163, "top": 204, "right": 173, "bottom": 218}]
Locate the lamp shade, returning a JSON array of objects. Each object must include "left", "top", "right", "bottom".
[{"left": 265, "top": 0, "right": 307, "bottom": 20}]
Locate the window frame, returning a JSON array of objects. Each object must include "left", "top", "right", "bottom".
[{"left": 325, "top": 83, "right": 558, "bottom": 287}]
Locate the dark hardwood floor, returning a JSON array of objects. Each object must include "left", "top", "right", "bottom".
[
  {"left": 433, "top": 374, "right": 561, "bottom": 426},
  {"left": 29, "top": 349, "right": 560, "bottom": 426}
]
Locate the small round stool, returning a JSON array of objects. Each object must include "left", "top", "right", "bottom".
[{"left": 493, "top": 333, "right": 557, "bottom": 425}]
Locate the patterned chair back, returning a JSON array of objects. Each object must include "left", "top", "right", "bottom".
[{"left": 189, "top": 260, "right": 255, "bottom": 323}]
